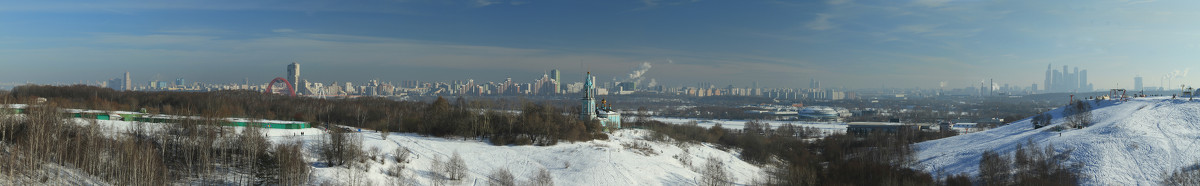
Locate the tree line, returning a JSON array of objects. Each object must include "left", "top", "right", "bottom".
[
  {"left": 8, "top": 85, "right": 605, "bottom": 146},
  {"left": 0, "top": 96, "right": 309, "bottom": 185}
]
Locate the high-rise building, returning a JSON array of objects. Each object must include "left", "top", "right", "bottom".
[
  {"left": 1134, "top": 76, "right": 1143, "bottom": 91},
  {"left": 287, "top": 62, "right": 299, "bottom": 95},
  {"left": 175, "top": 78, "right": 185, "bottom": 87},
  {"left": 549, "top": 69, "right": 560, "bottom": 83},
  {"left": 1043, "top": 64, "right": 1090, "bottom": 93},
  {"left": 1080, "top": 69, "right": 1088, "bottom": 92},
  {"left": 123, "top": 71, "right": 132, "bottom": 91},
  {"left": 1044, "top": 64, "right": 1052, "bottom": 92}
]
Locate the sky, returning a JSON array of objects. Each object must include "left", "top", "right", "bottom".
[{"left": 2, "top": 0, "right": 1200, "bottom": 90}]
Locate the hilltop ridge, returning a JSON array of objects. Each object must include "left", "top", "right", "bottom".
[{"left": 916, "top": 97, "right": 1200, "bottom": 185}]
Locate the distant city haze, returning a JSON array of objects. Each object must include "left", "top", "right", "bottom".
[{"left": 2, "top": 0, "right": 1200, "bottom": 90}]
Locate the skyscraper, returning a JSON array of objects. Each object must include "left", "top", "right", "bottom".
[
  {"left": 1134, "top": 76, "right": 1143, "bottom": 91},
  {"left": 1080, "top": 69, "right": 1088, "bottom": 92},
  {"left": 1044, "top": 64, "right": 1052, "bottom": 92},
  {"left": 1043, "top": 64, "right": 1090, "bottom": 93},
  {"left": 549, "top": 69, "right": 560, "bottom": 83},
  {"left": 287, "top": 62, "right": 299, "bottom": 95},
  {"left": 123, "top": 71, "right": 131, "bottom": 91}
]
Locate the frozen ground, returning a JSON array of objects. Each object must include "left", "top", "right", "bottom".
[
  {"left": 915, "top": 97, "right": 1200, "bottom": 185},
  {"left": 57, "top": 118, "right": 763, "bottom": 185}
]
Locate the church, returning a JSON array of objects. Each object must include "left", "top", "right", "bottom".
[{"left": 579, "top": 72, "right": 621, "bottom": 131}]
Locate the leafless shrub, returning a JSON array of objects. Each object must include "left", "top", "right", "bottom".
[
  {"left": 622, "top": 141, "right": 658, "bottom": 156},
  {"left": 675, "top": 148, "right": 693, "bottom": 170},
  {"left": 319, "top": 127, "right": 363, "bottom": 167},
  {"left": 488, "top": 167, "right": 515, "bottom": 186},
  {"left": 699, "top": 156, "right": 734, "bottom": 186},
  {"left": 275, "top": 141, "right": 310, "bottom": 185},
  {"left": 1162, "top": 163, "right": 1200, "bottom": 185},
  {"left": 367, "top": 146, "right": 381, "bottom": 162},
  {"left": 446, "top": 151, "right": 468, "bottom": 180},
  {"left": 530, "top": 167, "right": 553, "bottom": 186}
]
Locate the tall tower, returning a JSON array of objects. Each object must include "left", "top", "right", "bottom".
[
  {"left": 580, "top": 72, "right": 597, "bottom": 121},
  {"left": 287, "top": 62, "right": 300, "bottom": 95},
  {"left": 549, "top": 69, "right": 561, "bottom": 94},
  {"left": 1080, "top": 69, "right": 1088, "bottom": 91},
  {"left": 1063, "top": 65, "right": 1070, "bottom": 91},
  {"left": 1044, "top": 64, "right": 1052, "bottom": 93},
  {"left": 124, "top": 71, "right": 132, "bottom": 91},
  {"left": 1134, "top": 76, "right": 1143, "bottom": 91},
  {"left": 549, "top": 69, "right": 560, "bottom": 83}
]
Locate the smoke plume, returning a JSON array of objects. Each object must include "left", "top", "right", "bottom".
[{"left": 624, "top": 62, "right": 653, "bottom": 85}]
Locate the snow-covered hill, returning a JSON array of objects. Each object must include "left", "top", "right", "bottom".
[
  {"left": 69, "top": 118, "right": 762, "bottom": 185},
  {"left": 915, "top": 97, "right": 1200, "bottom": 185}
]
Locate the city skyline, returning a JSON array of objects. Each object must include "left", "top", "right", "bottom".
[{"left": 3, "top": 0, "right": 1200, "bottom": 89}]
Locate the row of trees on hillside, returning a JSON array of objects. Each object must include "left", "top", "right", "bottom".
[
  {"left": 8, "top": 85, "right": 605, "bottom": 146},
  {"left": 0, "top": 97, "right": 310, "bottom": 184},
  {"left": 979, "top": 140, "right": 1080, "bottom": 185},
  {"left": 640, "top": 119, "right": 961, "bottom": 185}
]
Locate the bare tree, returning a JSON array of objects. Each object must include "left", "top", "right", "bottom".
[
  {"left": 530, "top": 167, "right": 554, "bottom": 186},
  {"left": 430, "top": 155, "right": 448, "bottom": 186},
  {"left": 979, "top": 150, "right": 1012, "bottom": 185},
  {"left": 319, "top": 127, "right": 362, "bottom": 167},
  {"left": 446, "top": 151, "right": 468, "bottom": 180},
  {"left": 275, "top": 140, "right": 311, "bottom": 185},
  {"left": 489, "top": 167, "right": 515, "bottom": 186},
  {"left": 699, "top": 156, "right": 734, "bottom": 186}
]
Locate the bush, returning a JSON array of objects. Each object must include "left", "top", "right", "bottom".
[
  {"left": 979, "top": 150, "right": 1011, "bottom": 185},
  {"left": 445, "top": 151, "right": 468, "bottom": 180},
  {"left": 530, "top": 167, "right": 553, "bottom": 186},
  {"left": 699, "top": 156, "right": 734, "bottom": 186},
  {"left": 977, "top": 140, "right": 1080, "bottom": 185},
  {"left": 488, "top": 167, "right": 515, "bottom": 186},
  {"left": 318, "top": 128, "right": 363, "bottom": 167},
  {"left": 1064, "top": 100, "right": 1092, "bottom": 129},
  {"left": 1162, "top": 163, "right": 1200, "bottom": 185},
  {"left": 274, "top": 141, "right": 311, "bottom": 185}
]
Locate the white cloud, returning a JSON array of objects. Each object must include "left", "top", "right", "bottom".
[
  {"left": 828, "top": 0, "right": 852, "bottom": 5},
  {"left": 805, "top": 14, "right": 835, "bottom": 30},
  {"left": 272, "top": 28, "right": 297, "bottom": 33},
  {"left": 473, "top": 0, "right": 497, "bottom": 7},
  {"left": 638, "top": 0, "right": 700, "bottom": 10},
  {"left": 914, "top": 0, "right": 951, "bottom": 8}
]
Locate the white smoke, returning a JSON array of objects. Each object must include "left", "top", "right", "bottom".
[
  {"left": 1171, "top": 68, "right": 1190, "bottom": 79},
  {"left": 624, "top": 62, "right": 653, "bottom": 85},
  {"left": 1165, "top": 68, "right": 1191, "bottom": 88},
  {"left": 647, "top": 78, "right": 657, "bottom": 87}
]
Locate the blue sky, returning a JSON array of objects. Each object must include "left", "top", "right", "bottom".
[{"left": 2, "top": 0, "right": 1198, "bottom": 90}]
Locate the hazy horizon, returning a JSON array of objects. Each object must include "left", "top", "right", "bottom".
[{"left": 2, "top": 0, "right": 1199, "bottom": 90}]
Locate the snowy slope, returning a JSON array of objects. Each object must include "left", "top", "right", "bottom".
[
  {"left": 915, "top": 97, "right": 1200, "bottom": 185},
  {"left": 301, "top": 129, "right": 761, "bottom": 186},
  {"left": 71, "top": 118, "right": 761, "bottom": 185}
]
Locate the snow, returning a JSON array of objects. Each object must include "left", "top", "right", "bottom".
[
  {"left": 0, "top": 162, "right": 111, "bottom": 186},
  {"left": 915, "top": 97, "right": 1200, "bottom": 185},
  {"left": 64, "top": 117, "right": 763, "bottom": 185},
  {"left": 299, "top": 129, "right": 761, "bottom": 185}
]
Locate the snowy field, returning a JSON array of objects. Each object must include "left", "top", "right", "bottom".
[
  {"left": 915, "top": 97, "right": 1200, "bottom": 185},
  {"left": 68, "top": 118, "right": 762, "bottom": 185},
  {"left": 650, "top": 116, "right": 847, "bottom": 134}
]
